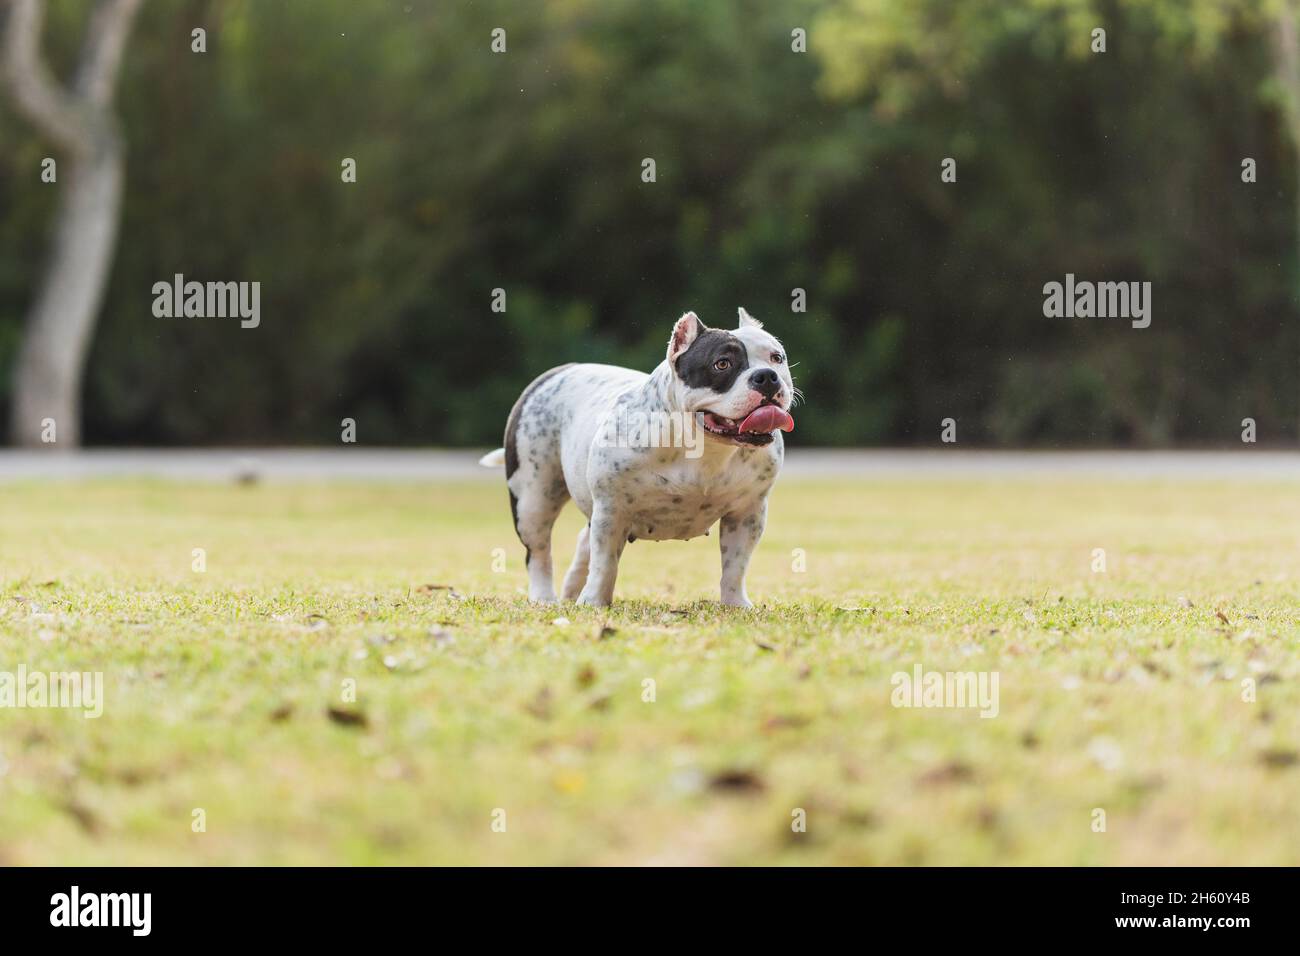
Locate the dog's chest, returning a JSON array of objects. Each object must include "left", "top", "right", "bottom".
[{"left": 611, "top": 453, "right": 774, "bottom": 542}]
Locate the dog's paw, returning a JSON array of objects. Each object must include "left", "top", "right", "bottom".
[{"left": 722, "top": 596, "right": 754, "bottom": 609}]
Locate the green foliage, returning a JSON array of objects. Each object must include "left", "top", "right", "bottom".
[{"left": 0, "top": 0, "right": 1295, "bottom": 445}]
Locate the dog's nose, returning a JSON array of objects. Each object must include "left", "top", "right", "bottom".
[{"left": 749, "top": 368, "right": 781, "bottom": 397}]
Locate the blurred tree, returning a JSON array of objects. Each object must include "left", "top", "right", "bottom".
[
  {"left": 0, "top": 0, "right": 1293, "bottom": 447},
  {"left": 815, "top": 0, "right": 1297, "bottom": 444},
  {"left": 1, "top": 0, "right": 143, "bottom": 446}
]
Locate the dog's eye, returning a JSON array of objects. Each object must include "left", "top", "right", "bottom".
[
  {"left": 771, "top": 352, "right": 784, "bottom": 364},
  {"left": 714, "top": 358, "right": 731, "bottom": 371}
]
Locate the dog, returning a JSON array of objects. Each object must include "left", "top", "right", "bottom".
[{"left": 479, "top": 308, "right": 796, "bottom": 607}]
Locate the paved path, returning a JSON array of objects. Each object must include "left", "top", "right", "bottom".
[{"left": 0, "top": 448, "right": 1298, "bottom": 482}]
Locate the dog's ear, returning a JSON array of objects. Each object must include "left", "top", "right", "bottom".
[
  {"left": 667, "top": 311, "right": 703, "bottom": 365},
  {"left": 737, "top": 307, "right": 763, "bottom": 330}
]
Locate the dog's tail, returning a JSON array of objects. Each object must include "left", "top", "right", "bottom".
[{"left": 478, "top": 448, "right": 506, "bottom": 468}]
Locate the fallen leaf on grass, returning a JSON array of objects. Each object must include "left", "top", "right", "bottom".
[
  {"left": 974, "top": 805, "right": 1000, "bottom": 830},
  {"left": 1259, "top": 749, "right": 1298, "bottom": 769},
  {"left": 917, "top": 762, "right": 975, "bottom": 787},
  {"left": 1140, "top": 660, "right": 1172, "bottom": 679},
  {"left": 839, "top": 808, "right": 878, "bottom": 829},
  {"left": 709, "top": 769, "right": 767, "bottom": 795},
  {"left": 524, "top": 686, "right": 553, "bottom": 720},
  {"left": 61, "top": 799, "right": 101, "bottom": 835},
  {"left": 1123, "top": 774, "right": 1165, "bottom": 796},
  {"left": 114, "top": 767, "right": 151, "bottom": 788},
  {"left": 416, "top": 584, "right": 464, "bottom": 601},
  {"left": 269, "top": 703, "right": 294, "bottom": 722},
  {"left": 1215, "top": 609, "right": 1231, "bottom": 626},
  {"left": 326, "top": 706, "right": 368, "bottom": 728},
  {"left": 575, "top": 664, "right": 597, "bottom": 689},
  {"left": 762, "top": 714, "right": 811, "bottom": 733}
]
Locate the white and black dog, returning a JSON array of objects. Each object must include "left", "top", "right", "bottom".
[{"left": 480, "top": 308, "right": 796, "bottom": 607}]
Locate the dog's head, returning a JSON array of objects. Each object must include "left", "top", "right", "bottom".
[{"left": 666, "top": 308, "right": 796, "bottom": 447}]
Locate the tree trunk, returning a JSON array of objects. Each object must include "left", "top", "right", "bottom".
[
  {"left": 1269, "top": 0, "right": 1300, "bottom": 441},
  {"left": 1274, "top": 2, "right": 1300, "bottom": 240},
  {"left": 2, "top": 0, "right": 142, "bottom": 447},
  {"left": 10, "top": 143, "right": 124, "bottom": 446}
]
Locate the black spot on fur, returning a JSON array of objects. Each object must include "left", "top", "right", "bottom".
[
  {"left": 674, "top": 329, "right": 748, "bottom": 392},
  {"left": 504, "top": 363, "right": 575, "bottom": 479},
  {"left": 509, "top": 490, "right": 531, "bottom": 565}
]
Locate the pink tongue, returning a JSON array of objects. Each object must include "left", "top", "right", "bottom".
[{"left": 738, "top": 405, "right": 794, "bottom": 434}]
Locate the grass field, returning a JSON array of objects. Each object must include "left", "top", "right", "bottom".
[{"left": 2, "top": 474, "right": 1300, "bottom": 865}]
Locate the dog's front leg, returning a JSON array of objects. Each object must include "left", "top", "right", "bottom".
[
  {"left": 577, "top": 503, "right": 626, "bottom": 607},
  {"left": 719, "top": 501, "right": 767, "bottom": 608}
]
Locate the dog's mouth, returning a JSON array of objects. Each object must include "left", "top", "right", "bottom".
[{"left": 699, "top": 403, "right": 794, "bottom": 446}]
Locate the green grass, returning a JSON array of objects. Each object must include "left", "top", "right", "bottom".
[{"left": 2, "top": 475, "right": 1300, "bottom": 865}]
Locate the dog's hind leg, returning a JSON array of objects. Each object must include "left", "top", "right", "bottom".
[
  {"left": 560, "top": 524, "right": 590, "bottom": 600},
  {"left": 510, "top": 486, "right": 568, "bottom": 603},
  {"left": 502, "top": 363, "right": 578, "bottom": 603}
]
